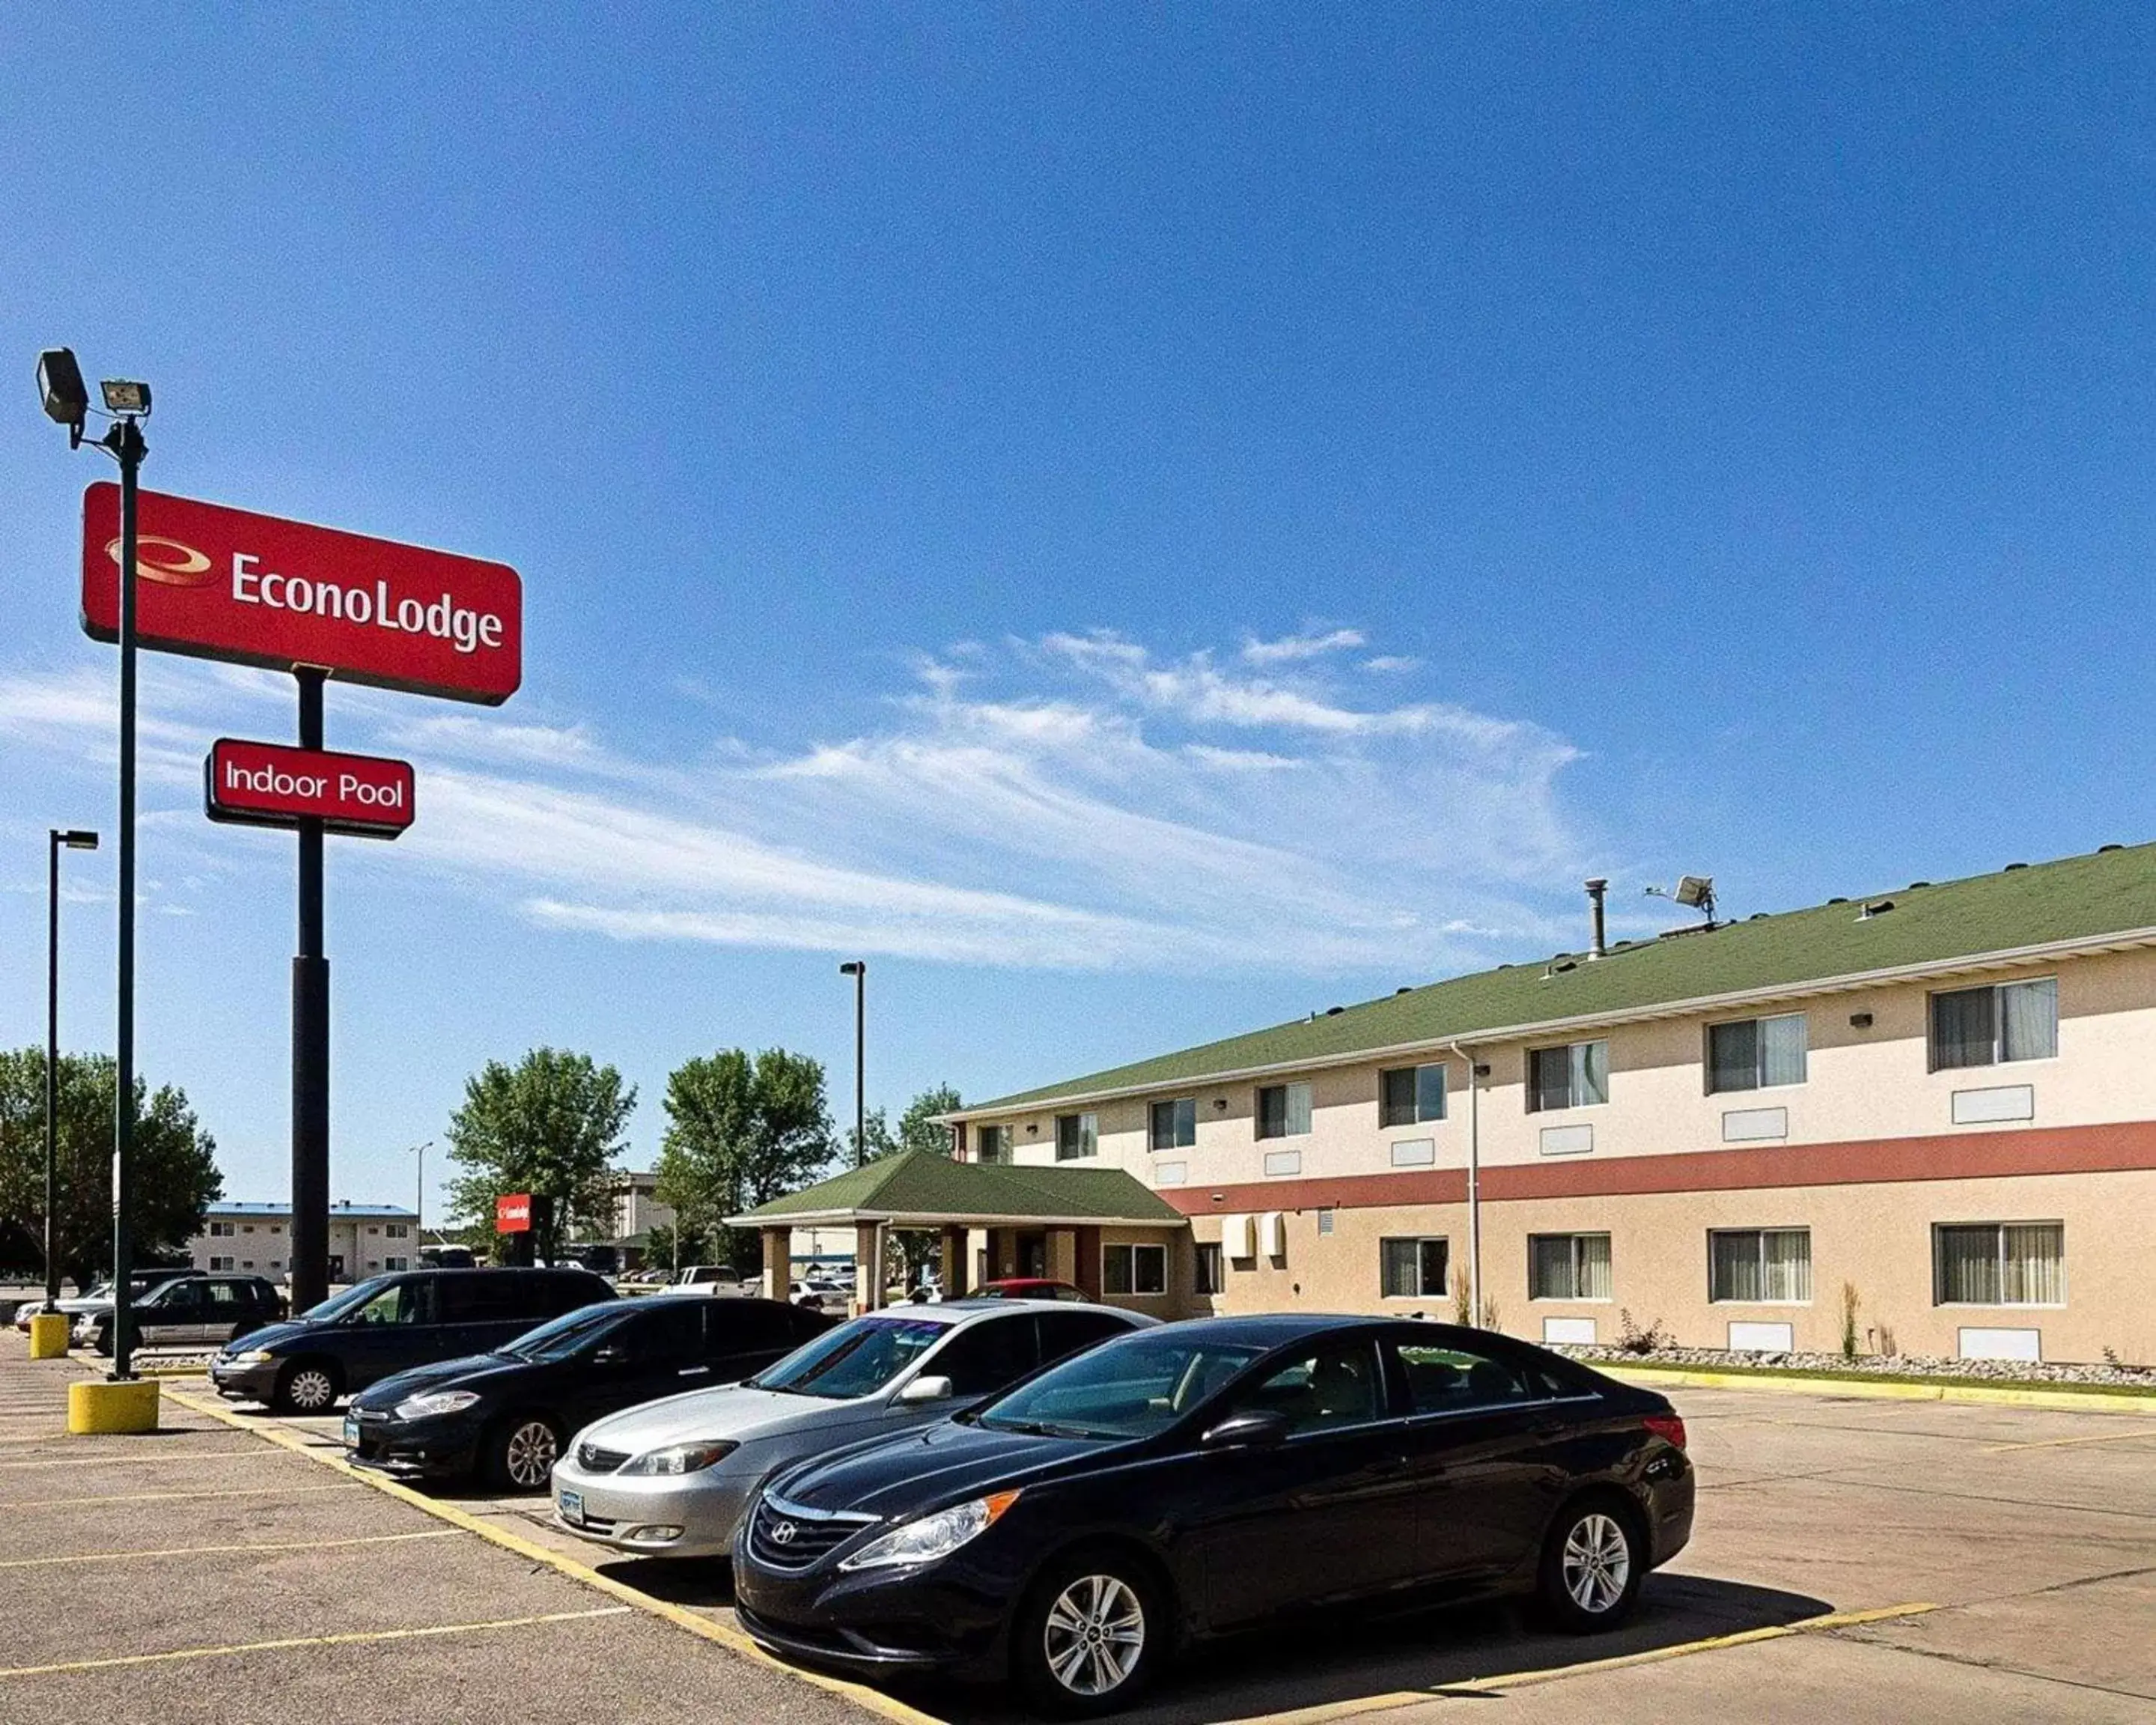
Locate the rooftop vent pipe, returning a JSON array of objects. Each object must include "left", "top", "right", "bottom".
[{"left": 1584, "top": 877, "right": 1609, "bottom": 960}]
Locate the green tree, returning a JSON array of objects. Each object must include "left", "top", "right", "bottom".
[
  {"left": 654, "top": 1048, "right": 834, "bottom": 1271},
  {"left": 847, "top": 1107, "right": 898, "bottom": 1165},
  {"left": 444, "top": 1048, "right": 635, "bottom": 1265},
  {"left": 639, "top": 1218, "right": 707, "bottom": 1274},
  {"left": 0, "top": 1049, "right": 224, "bottom": 1290},
  {"left": 896, "top": 1084, "right": 961, "bottom": 1157}
]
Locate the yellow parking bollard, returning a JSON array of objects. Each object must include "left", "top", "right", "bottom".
[
  {"left": 27, "top": 1313, "right": 70, "bottom": 1360},
  {"left": 67, "top": 1378, "right": 159, "bottom": 1435}
]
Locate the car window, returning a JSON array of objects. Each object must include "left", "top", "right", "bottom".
[
  {"left": 754, "top": 1315, "right": 948, "bottom": 1399},
  {"left": 978, "top": 1333, "right": 1263, "bottom": 1440},
  {"left": 930, "top": 1315, "right": 1039, "bottom": 1395},
  {"left": 538, "top": 1273, "right": 608, "bottom": 1315},
  {"left": 1393, "top": 1342, "right": 1537, "bottom": 1414},
  {"left": 790, "top": 1304, "right": 832, "bottom": 1341},
  {"left": 351, "top": 1279, "right": 432, "bottom": 1326},
  {"left": 205, "top": 1280, "right": 243, "bottom": 1308},
  {"left": 1037, "top": 1310, "right": 1132, "bottom": 1364},
  {"left": 625, "top": 1300, "right": 704, "bottom": 1362},
  {"left": 710, "top": 1300, "right": 796, "bottom": 1353},
  {"left": 438, "top": 1274, "right": 533, "bottom": 1323},
  {"left": 1240, "top": 1341, "right": 1386, "bottom": 1434},
  {"left": 147, "top": 1282, "right": 200, "bottom": 1313}
]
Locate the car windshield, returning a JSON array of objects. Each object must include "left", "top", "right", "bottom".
[
  {"left": 975, "top": 1334, "right": 1264, "bottom": 1440},
  {"left": 749, "top": 1315, "right": 948, "bottom": 1399},
  {"left": 501, "top": 1303, "right": 635, "bottom": 1362},
  {"left": 301, "top": 1276, "right": 395, "bottom": 1322}
]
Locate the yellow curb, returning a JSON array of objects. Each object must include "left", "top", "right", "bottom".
[
  {"left": 0, "top": 1606, "right": 631, "bottom": 1679},
  {"left": 27, "top": 1315, "right": 69, "bottom": 1360},
  {"left": 1598, "top": 1365, "right": 2156, "bottom": 1417},
  {"left": 164, "top": 1384, "right": 947, "bottom": 1725},
  {"left": 1431, "top": 1601, "right": 1940, "bottom": 1695}
]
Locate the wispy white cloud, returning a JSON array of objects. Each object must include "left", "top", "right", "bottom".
[
  {"left": 0, "top": 624, "right": 1591, "bottom": 976},
  {"left": 1362, "top": 655, "right": 1420, "bottom": 673}
]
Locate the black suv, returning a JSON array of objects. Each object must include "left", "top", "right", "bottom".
[
  {"left": 79, "top": 1274, "right": 284, "bottom": 1354},
  {"left": 208, "top": 1267, "right": 615, "bottom": 1413}
]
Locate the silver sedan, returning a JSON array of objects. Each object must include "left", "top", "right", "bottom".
[{"left": 549, "top": 1298, "right": 1154, "bottom": 1560}]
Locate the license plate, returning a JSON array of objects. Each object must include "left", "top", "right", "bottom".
[
  {"left": 557, "top": 1489, "right": 584, "bottom": 1524},
  {"left": 342, "top": 1415, "right": 358, "bottom": 1448}
]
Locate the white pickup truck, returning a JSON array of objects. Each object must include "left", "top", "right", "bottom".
[{"left": 671, "top": 1265, "right": 746, "bottom": 1294}]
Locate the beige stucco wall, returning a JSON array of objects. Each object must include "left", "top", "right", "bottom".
[{"left": 1185, "top": 1168, "right": 2155, "bottom": 1365}]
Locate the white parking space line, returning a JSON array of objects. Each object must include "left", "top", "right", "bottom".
[
  {"left": 0, "top": 1482, "right": 366, "bottom": 1509},
  {"left": 0, "top": 1530, "right": 460, "bottom": 1569}
]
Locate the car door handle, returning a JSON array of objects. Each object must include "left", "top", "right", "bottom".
[
  {"left": 1368, "top": 1456, "right": 1409, "bottom": 1477},
  {"left": 677, "top": 1366, "right": 711, "bottom": 1378}
]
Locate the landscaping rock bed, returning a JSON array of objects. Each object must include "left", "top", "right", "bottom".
[{"left": 1555, "top": 1342, "right": 2156, "bottom": 1390}]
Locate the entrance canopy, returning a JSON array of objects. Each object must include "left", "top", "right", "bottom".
[{"left": 729, "top": 1148, "right": 1186, "bottom": 1230}]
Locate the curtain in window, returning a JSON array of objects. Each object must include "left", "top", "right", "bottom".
[
  {"left": 1574, "top": 1041, "right": 1610, "bottom": 1107},
  {"left": 2001, "top": 1224, "right": 2063, "bottom": 1304},
  {"left": 1762, "top": 1228, "right": 1812, "bottom": 1301},
  {"left": 1761, "top": 1016, "right": 1808, "bottom": 1088},
  {"left": 1575, "top": 1233, "right": 1613, "bottom": 1300},
  {"left": 2000, "top": 980, "right": 2058, "bottom": 1063},
  {"left": 1710, "top": 1231, "right": 1761, "bottom": 1301},
  {"left": 1708, "top": 1022, "right": 1758, "bottom": 1094},
  {"left": 1418, "top": 1238, "right": 1449, "bottom": 1297},
  {"left": 1416, "top": 1065, "right": 1446, "bottom": 1122},
  {"left": 1530, "top": 1050, "right": 1571, "bottom": 1113},
  {"left": 1932, "top": 988, "right": 1995, "bottom": 1070},
  {"left": 1381, "top": 1239, "right": 1420, "bottom": 1298},
  {"left": 1935, "top": 1224, "right": 2000, "bottom": 1303},
  {"left": 1284, "top": 1083, "right": 1312, "bottom": 1137},
  {"left": 1380, "top": 1068, "right": 1416, "bottom": 1128},
  {"left": 1529, "top": 1235, "right": 1570, "bottom": 1298}
]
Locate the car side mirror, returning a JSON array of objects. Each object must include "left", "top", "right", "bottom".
[
  {"left": 1201, "top": 1408, "right": 1291, "bottom": 1450},
  {"left": 898, "top": 1374, "right": 954, "bottom": 1404}
]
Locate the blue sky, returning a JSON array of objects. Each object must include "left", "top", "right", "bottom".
[{"left": 3, "top": 6, "right": 2152, "bottom": 1217}]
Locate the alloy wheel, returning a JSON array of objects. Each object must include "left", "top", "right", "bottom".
[
  {"left": 1041, "top": 1574, "right": 1146, "bottom": 1698},
  {"left": 503, "top": 1420, "right": 558, "bottom": 1488},
  {"left": 286, "top": 1367, "right": 335, "bottom": 1412},
  {"left": 1561, "top": 1512, "right": 1631, "bottom": 1615}
]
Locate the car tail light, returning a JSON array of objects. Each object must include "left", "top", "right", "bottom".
[{"left": 1643, "top": 1412, "right": 1687, "bottom": 1451}]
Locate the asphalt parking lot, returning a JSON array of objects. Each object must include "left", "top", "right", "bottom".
[{"left": 7, "top": 1351, "right": 2154, "bottom": 1724}]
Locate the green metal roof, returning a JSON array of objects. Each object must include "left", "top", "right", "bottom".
[
  {"left": 968, "top": 841, "right": 2156, "bottom": 1113},
  {"left": 733, "top": 1149, "right": 1184, "bottom": 1225}
]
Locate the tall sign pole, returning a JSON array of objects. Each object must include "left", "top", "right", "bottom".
[
  {"left": 291, "top": 667, "right": 330, "bottom": 1315},
  {"left": 110, "top": 413, "right": 144, "bottom": 1380}
]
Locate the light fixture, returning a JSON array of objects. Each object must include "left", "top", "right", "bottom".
[
  {"left": 37, "top": 347, "right": 88, "bottom": 444},
  {"left": 838, "top": 961, "right": 862, "bottom": 976},
  {"left": 1850, "top": 1012, "right": 1874, "bottom": 1029},
  {"left": 58, "top": 830, "right": 99, "bottom": 851},
  {"left": 1213, "top": 1098, "right": 1228, "bottom": 1110},
  {"left": 100, "top": 379, "right": 150, "bottom": 415}
]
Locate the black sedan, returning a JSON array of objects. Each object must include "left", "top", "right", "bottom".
[
  {"left": 733, "top": 1315, "right": 1693, "bottom": 1715},
  {"left": 346, "top": 1294, "right": 832, "bottom": 1490}
]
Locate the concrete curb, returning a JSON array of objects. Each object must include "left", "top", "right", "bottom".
[
  {"left": 161, "top": 1383, "right": 944, "bottom": 1725},
  {"left": 1600, "top": 1363, "right": 2156, "bottom": 1414}
]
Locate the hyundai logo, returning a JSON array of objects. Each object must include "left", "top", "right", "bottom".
[{"left": 770, "top": 1521, "right": 799, "bottom": 1545}]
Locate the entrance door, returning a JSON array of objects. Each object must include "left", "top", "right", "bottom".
[{"left": 1017, "top": 1232, "right": 1050, "bottom": 1279}]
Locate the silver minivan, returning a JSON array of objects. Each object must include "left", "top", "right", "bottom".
[{"left": 550, "top": 1299, "right": 1154, "bottom": 1560}]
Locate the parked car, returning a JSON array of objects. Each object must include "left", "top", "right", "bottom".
[
  {"left": 13, "top": 1268, "right": 208, "bottom": 1331},
  {"left": 731, "top": 1315, "right": 1694, "bottom": 1715},
  {"left": 790, "top": 1279, "right": 850, "bottom": 1315},
  {"left": 674, "top": 1265, "right": 743, "bottom": 1293},
  {"left": 550, "top": 1299, "right": 1155, "bottom": 1561},
  {"left": 74, "top": 1274, "right": 284, "bottom": 1354},
  {"left": 207, "top": 1266, "right": 616, "bottom": 1413},
  {"left": 419, "top": 1245, "right": 478, "bottom": 1270},
  {"left": 975, "top": 1278, "right": 1090, "bottom": 1303},
  {"left": 344, "top": 1294, "right": 834, "bottom": 1490}
]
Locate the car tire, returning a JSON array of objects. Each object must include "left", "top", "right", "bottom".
[
  {"left": 1536, "top": 1494, "right": 1645, "bottom": 1634},
  {"left": 486, "top": 1413, "right": 564, "bottom": 1492},
  {"left": 1013, "top": 1548, "right": 1166, "bottom": 1718},
  {"left": 272, "top": 1359, "right": 341, "bottom": 1414}
]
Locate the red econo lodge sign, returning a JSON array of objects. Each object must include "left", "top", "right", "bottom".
[
  {"left": 206, "top": 739, "right": 415, "bottom": 839},
  {"left": 496, "top": 1193, "right": 532, "bottom": 1234},
  {"left": 82, "top": 481, "right": 521, "bottom": 705}
]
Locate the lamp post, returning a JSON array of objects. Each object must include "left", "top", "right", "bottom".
[
  {"left": 38, "top": 348, "right": 150, "bottom": 1381},
  {"left": 408, "top": 1140, "right": 432, "bottom": 1248},
  {"left": 838, "top": 961, "right": 866, "bottom": 1166},
  {"left": 46, "top": 829, "right": 100, "bottom": 1305}
]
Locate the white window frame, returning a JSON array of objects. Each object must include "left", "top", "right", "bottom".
[
  {"left": 1149, "top": 1098, "right": 1197, "bottom": 1151},
  {"left": 209, "top": 1221, "right": 236, "bottom": 1238},
  {"left": 1379, "top": 1062, "right": 1448, "bottom": 1127},
  {"left": 208, "top": 1256, "right": 235, "bottom": 1272},
  {"left": 1254, "top": 1081, "right": 1312, "bottom": 1141},
  {"left": 1707, "top": 1227, "right": 1814, "bottom": 1305},
  {"left": 1054, "top": 1111, "right": 1098, "bottom": 1161},
  {"left": 1102, "top": 1242, "right": 1169, "bottom": 1298},
  {"left": 1527, "top": 1232, "right": 1613, "bottom": 1302},
  {"left": 1705, "top": 1013, "right": 1809, "bottom": 1095},
  {"left": 1932, "top": 1221, "right": 2065, "bottom": 1309},
  {"left": 1527, "top": 1041, "right": 1610, "bottom": 1113},
  {"left": 975, "top": 1125, "right": 1011, "bottom": 1164},
  {"left": 1928, "top": 978, "right": 2059, "bottom": 1072},
  {"left": 1379, "top": 1235, "right": 1449, "bottom": 1299},
  {"left": 1193, "top": 1242, "right": 1223, "bottom": 1295}
]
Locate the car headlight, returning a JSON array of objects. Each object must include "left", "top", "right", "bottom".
[
  {"left": 393, "top": 1389, "right": 482, "bottom": 1420},
  {"left": 621, "top": 1440, "right": 737, "bottom": 1476},
  {"left": 838, "top": 1491, "right": 1021, "bottom": 1572},
  {"left": 225, "top": 1349, "right": 274, "bottom": 1366}
]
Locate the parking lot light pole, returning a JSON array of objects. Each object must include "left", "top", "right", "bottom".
[
  {"left": 839, "top": 961, "right": 866, "bottom": 1166},
  {"left": 46, "top": 829, "right": 100, "bottom": 1304}
]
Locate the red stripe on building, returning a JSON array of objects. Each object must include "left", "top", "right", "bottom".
[{"left": 1157, "top": 1119, "right": 2156, "bottom": 1216}]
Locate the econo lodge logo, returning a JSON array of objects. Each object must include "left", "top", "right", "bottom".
[{"left": 106, "top": 535, "right": 217, "bottom": 587}]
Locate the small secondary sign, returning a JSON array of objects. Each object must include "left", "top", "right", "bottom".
[
  {"left": 496, "top": 1193, "right": 532, "bottom": 1234},
  {"left": 205, "top": 739, "right": 415, "bottom": 839},
  {"left": 82, "top": 482, "right": 521, "bottom": 704}
]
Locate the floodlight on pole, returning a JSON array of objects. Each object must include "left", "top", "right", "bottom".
[
  {"left": 37, "top": 348, "right": 88, "bottom": 448},
  {"left": 99, "top": 380, "right": 150, "bottom": 416}
]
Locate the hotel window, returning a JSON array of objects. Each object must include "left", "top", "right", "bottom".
[
  {"left": 1255, "top": 1082, "right": 1312, "bottom": 1140},
  {"left": 384, "top": 1256, "right": 409, "bottom": 1271},
  {"left": 1707, "top": 1014, "right": 1808, "bottom": 1094},
  {"left": 1934, "top": 1223, "right": 2064, "bottom": 1306},
  {"left": 1149, "top": 1098, "right": 1197, "bottom": 1151},
  {"left": 208, "top": 1256, "right": 234, "bottom": 1271},
  {"left": 1529, "top": 1232, "right": 1613, "bottom": 1301},
  {"left": 1931, "top": 979, "right": 2057, "bottom": 1071},
  {"left": 1380, "top": 1237, "right": 1449, "bottom": 1299},
  {"left": 1380, "top": 1063, "right": 1447, "bottom": 1127},
  {"left": 1193, "top": 1243, "right": 1223, "bottom": 1295},
  {"left": 1529, "top": 1041, "right": 1609, "bottom": 1112},
  {"left": 385, "top": 1223, "right": 410, "bottom": 1239},
  {"left": 1103, "top": 1242, "right": 1169, "bottom": 1297},
  {"left": 975, "top": 1125, "right": 1011, "bottom": 1164},
  {"left": 209, "top": 1221, "right": 236, "bottom": 1238},
  {"left": 1708, "top": 1229, "right": 1813, "bottom": 1303},
  {"left": 1055, "top": 1112, "right": 1098, "bottom": 1161}
]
